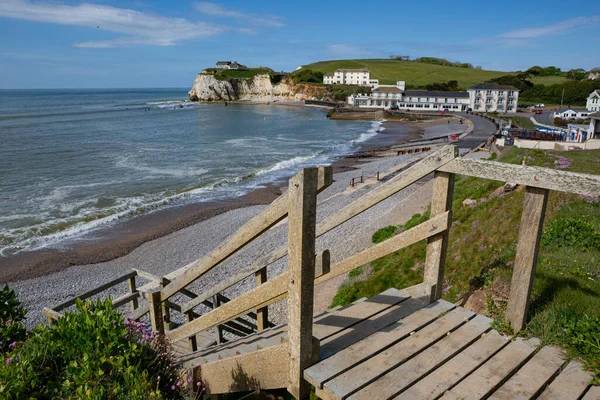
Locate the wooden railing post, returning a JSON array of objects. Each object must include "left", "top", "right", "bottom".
[
  {"left": 255, "top": 267, "right": 268, "bottom": 331},
  {"left": 160, "top": 279, "right": 172, "bottom": 330},
  {"left": 287, "top": 167, "right": 319, "bottom": 399},
  {"left": 315, "top": 250, "right": 331, "bottom": 277},
  {"left": 185, "top": 311, "right": 198, "bottom": 351},
  {"left": 213, "top": 295, "right": 224, "bottom": 344},
  {"left": 128, "top": 276, "right": 139, "bottom": 312},
  {"left": 507, "top": 186, "right": 549, "bottom": 331},
  {"left": 424, "top": 160, "right": 457, "bottom": 302},
  {"left": 147, "top": 290, "right": 165, "bottom": 335}
]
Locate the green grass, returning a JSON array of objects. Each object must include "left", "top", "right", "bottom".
[
  {"left": 331, "top": 147, "right": 600, "bottom": 380},
  {"left": 300, "top": 59, "right": 516, "bottom": 88},
  {"left": 205, "top": 68, "right": 274, "bottom": 81},
  {"left": 529, "top": 75, "right": 571, "bottom": 85},
  {"left": 510, "top": 115, "right": 535, "bottom": 129}
]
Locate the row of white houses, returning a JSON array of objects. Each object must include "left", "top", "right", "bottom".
[{"left": 346, "top": 80, "right": 520, "bottom": 113}]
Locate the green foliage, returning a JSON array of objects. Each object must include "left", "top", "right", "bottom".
[
  {"left": 522, "top": 80, "right": 600, "bottom": 106},
  {"left": 510, "top": 116, "right": 535, "bottom": 130},
  {"left": 566, "top": 68, "right": 587, "bottom": 81},
  {"left": 371, "top": 226, "right": 397, "bottom": 244},
  {"left": 423, "top": 80, "right": 459, "bottom": 91},
  {"left": 327, "top": 85, "right": 371, "bottom": 101},
  {"left": 563, "top": 315, "right": 600, "bottom": 383},
  {"left": 291, "top": 69, "right": 324, "bottom": 84},
  {"left": 527, "top": 66, "right": 564, "bottom": 77},
  {"left": 413, "top": 57, "right": 476, "bottom": 69},
  {"left": 0, "top": 298, "right": 188, "bottom": 399},
  {"left": 542, "top": 218, "right": 600, "bottom": 251},
  {"left": 403, "top": 211, "right": 430, "bottom": 230},
  {"left": 326, "top": 109, "right": 335, "bottom": 118},
  {"left": 348, "top": 267, "right": 364, "bottom": 279},
  {"left": 485, "top": 295, "right": 514, "bottom": 335},
  {"left": 0, "top": 285, "right": 27, "bottom": 355},
  {"left": 487, "top": 74, "right": 534, "bottom": 92}
]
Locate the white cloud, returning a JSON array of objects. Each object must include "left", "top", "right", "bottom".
[
  {"left": 195, "top": 2, "right": 284, "bottom": 28},
  {"left": 328, "top": 44, "right": 374, "bottom": 56},
  {"left": 496, "top": 16, "right": 599, "bottom": 40},
  {"left": 0, "top": 0, "right": 229, "bottom": 47}
]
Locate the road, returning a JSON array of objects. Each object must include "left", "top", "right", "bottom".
[
  {"left": 455, "top": 112, "right": 498, "bottom": 151},
  {"left": 531, "top": 109, "right": 554, "bottom": 126}
]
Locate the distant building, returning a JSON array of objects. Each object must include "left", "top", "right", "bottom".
[
  {"left": 467, "top": 83, "right": 519, "bottom": 114},
  {"left": 589, "top": 111, "right": 600, "bottom": 139},
  {"left": 553, "top": 107, "right": 592, "bottom": 120},
  {"left": 587, "top": 90, "right": 600, "bottom": 112},
  {"left": 588, "top": 71, "right": 600, "bottom": 80},
  {"left": 347, "top": 80, "right": 469, "bottom": 111},
  {"left": 323, "top": 69, "right": 378, "bottom": 87},
  {"left": 215, "top": 61, "right": 247, "bottom": 70}
]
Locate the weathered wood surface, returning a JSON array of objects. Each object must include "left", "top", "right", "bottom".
[
  {"left": 314, "top": 211, "right": 450, "bottom": 286},
  {"left": 424, "top": 169, "right": 455, "bottom": 301},
  {"left": 538, "top": 361, "right": 593, "bottom": 400},
  {"left": 147, "top": 290, "right": 165, "bottom": 335},
  {"left": 255, "top": 267, "right": 268, "bottom": 331},
  {"left": 201, "top": 343, "right": 289, "bottom": 395},
  {"left": 315, "top": 250, "right": 331, "bottom": 277},
  {"left": 51, "top": 270, "right": 137, "bottom": 311},
  {"left": 321, "top": 307, "right": 473, "bottom": 400},
  {"left": 111, "top": 291, "right": 141, "bottom": 309},
  {"left": 440, "top": 337, "right": 540, "bottom": 400},
  {"left": 42, "top": 307, "right": 63, "bottom": 322},
  {"left": 506, "top": 186, "right": 549, "bottom": 331},
  {"left": 287, "top": 167, "right": 319, "bottom": 400},
  {"left": 349, "top": 315, "right": 492, "bottom": 400},
  {"left": 488, "top": 345, "right": 565, "bottom": 400},
  {"left": 127, "top": 276, "right": 138, "bottom": 311},
  {"left": 394, "top": 330, "right": 509, "bottom": 400},
  {"left": 438, "top": 157, "right": 600, "bottom": 196},
  {"left": 304, "top": 300, "right": 455, "bottom": 390},
  {"left": 581, "top": 386, "right": 600, "bottom": 400}
]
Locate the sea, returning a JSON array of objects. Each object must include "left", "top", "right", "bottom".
[{"left": 0, "top": 88, "right": 382, "bottom": 256}]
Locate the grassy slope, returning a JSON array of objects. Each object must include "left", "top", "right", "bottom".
[
  {"left": 332, "top": 147, "right": 600, "bottom": 379},
  {"left": 301, "top": 59, "right": 572, "bottom": 88}
]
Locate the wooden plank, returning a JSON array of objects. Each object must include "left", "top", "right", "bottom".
[
  {"left": 200, "top": 343, "right": 289, "bottom": 395},
  {"left": 538, "top": 361, "right": 594, "bottom": 400},
  {"left": 127, "top": 276, "right": 138, "bottom": 312},
  {"left": 319, "top": 297, "right": 426, "bottom": 360},
  {"left": 304, "top": 300, "right": 456, "bottom": 390},
  {"left": 315, "top": 211, "right": 450, "bottom": 287},
  {"left": 438, "top": 157, "right": 600, "bottom": 196},
  {"left": 488, "top": 345, "right": 565, "bottom": 400},
  {"left": 147, "top": 290, "right": 165, "bottom": 335},
  {"left": 581, "top": 386, "right": 600, "bottom": 400},
  {"left": 167, "top": 272, "right": 289, "bottom": 343},
  {"left": 287, "top": 167, "right": 319, "bottom": 400},
  {"left": 316, "top": 249, "right": 331, "bottom": 277},
  {"left": 127, "top": 303, "right": 149, "bottom": 321},
  {"left": 440, "top": 337, "right": 540, "bottom": 400},
  {"left": 506, "top": 186, "right": 549, "bottom": 331},
  {"left": 255, "top": 267, "right": 268, "bottom": 331},
  {"left": 395, "top": 330, "right": 509, "bottom": 400},
  {"left": 43, "top": 307, "right": 63, "bottom": 322},
  {"left": 51, "top": 270, "right": 137, "bottom": 311},
  {"left": 349, "top": 315, "right": 493, "bottom": 400},
  {"left": 424, "top": 170, "right": 455, "bottom": 301},
  {"left": 321, "top": 307, "right": 474, "bottom": 400},
  {"left": 313, "top": 288, "right": 408, "bottom": 341},
  {"left": 180, "top": 148, "right": 454, "bottom": 315}
]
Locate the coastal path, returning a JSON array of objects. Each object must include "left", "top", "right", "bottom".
[
  {"left": 44, "top": 146, "right": 600, "bottom": 399},
  {"left": 455, "top": 112, "right": 497, "bottom": 151}
]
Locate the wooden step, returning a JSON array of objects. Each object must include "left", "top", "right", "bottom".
[{"left": 538, "top": 360, "right": 594, "bottom": 400}]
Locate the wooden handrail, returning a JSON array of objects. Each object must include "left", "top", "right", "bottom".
[{"left": 179, "top": 146, "right": 456, "bottom": 315}]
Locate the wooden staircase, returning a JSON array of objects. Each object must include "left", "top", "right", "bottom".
[{"left": 44, "top": 146, "right": 600, "bottom": 399}]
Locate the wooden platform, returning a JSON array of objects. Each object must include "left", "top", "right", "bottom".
[{"left": 178, "top": 286, "right": 598, "bottom": 399}]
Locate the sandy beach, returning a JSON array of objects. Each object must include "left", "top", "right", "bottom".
[{"left": 5, "top": 117, "right": 464, "bottom": 328}]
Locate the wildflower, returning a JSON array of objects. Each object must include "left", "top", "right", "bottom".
[
  {"left": 177, "top": 381, "right": 183, "bottom": 387},
  {"left": 171, "top": 385, "right": 176, "bottom": 391},
  {"left": 197, "top": 382, "right": 202, "bottom": 387},
  {"left": 187, "top": 377, "right": 192, "bottom": 383},
  {"left": 579, "top": 194, "right": 599, "bottom": 203},
  {"left": 8, "top": 341, "right": 17, "bottom": 349},
  {"left": 6, "top": 358, "right": 12, "bottom": 364}
]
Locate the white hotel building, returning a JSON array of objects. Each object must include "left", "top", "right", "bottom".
[
  {"left": 467, "top": 83, "right": 519, "bottom": 113},
  {"left": 587, "top": 90, "right": 600, "bottom": 112},
  {"left": 323, "top": 69, "right": 379, "bottom": 87}
]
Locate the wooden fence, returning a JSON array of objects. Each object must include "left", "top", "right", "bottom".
[{"left": 45, "top": 145, "right": 600, "bottom": 398}]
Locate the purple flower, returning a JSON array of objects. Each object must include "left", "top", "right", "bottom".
[
  {"left": 471, "top": 221, "right": 479, "bottom": 230},
  {"left": 171, "top": 385, "right": 176, "bottom": 391},
  {"left": 197, "top": 382, "right": 202, "bottom": 387},
  {"left": 8, "top": 341, "right": 16, "bottom": 349},
  {"left": 6, "top": 358, "right": 12, "bottom": 364},
  {"left": 187, "top": 377, "right": 192, "bottom": 383},
  {"left": 579, "top": 194, "right": 599, "bottom": 204},
  {"left": 177, "top": 381, "right": 183, "bottom": 387}
]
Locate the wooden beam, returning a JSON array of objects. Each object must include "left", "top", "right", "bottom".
[
  {"left": 424, "top": 169, "right": 456, "bottom": 301},
  {"left": 200, "top": 343, "right": 289, "bottom": 395},
  {"left": 167, "top": 272, "right": 289, "bottom": 343},
  {"left": 315, "top": 250, "right": 331, "bottom": 277},
  {"left": 287, "top": 167, "right": 319, "bottom": 400},
  {"left": 43, "top": 307, "right": 63, "bottom": 323},
  {"left": 111, "top": 292, "right": 141, "bottom": 309},
  {"left": 315, "top": 211, "right": 450, "bottom": 286},
  {"left": 438, "top": 158, "right": 600, "bottom": 196},
  {"left": 255, "top": 267, "right": 268, "bottom": 331},
  {"left": 147, "top": 290, "right": 165, "bottom": 335},
  {"left": 127, "top": 276, "right": 139, "bottom": 312},
  {"left": 507, "top": 186, "right": 549, "bottom": 331}
]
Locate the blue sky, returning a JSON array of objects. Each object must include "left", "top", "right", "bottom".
[{"left": 0, "top": 0, "right": 598, "bottom": 89}]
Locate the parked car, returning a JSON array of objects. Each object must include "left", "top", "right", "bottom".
[
  {"left": 535, "top": 109, "right": 543, "bottom": 115},
  {"left": 390, "top": 104, "right": 399, "bottom": 110}
]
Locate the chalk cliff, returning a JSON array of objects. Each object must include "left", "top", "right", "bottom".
[{"left": 188, "top": 72, "right": 324, "bottom": 102}]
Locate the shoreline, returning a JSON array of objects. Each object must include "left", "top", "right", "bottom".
[{"left": 0, "top": 118, "right": 423, "bottom": 283}]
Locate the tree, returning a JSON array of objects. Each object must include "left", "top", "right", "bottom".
[{"left": 566, "top": 69, "right": 587, "bottom": 81}]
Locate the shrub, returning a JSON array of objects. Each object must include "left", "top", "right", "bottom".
[
  {"left": 563, "top": 314, "right": 600, "bottom": 383},
  {"left": 403, "top": 211, "right": 430, "bottom": 231},
  {"left": 372, "top": 226, "right": 397, "bottom": 243},
  {"left": 0, "top": 298, "right": 192, "bottom": 399},
  {"left": 542, "top": 218, "right": 600, "bottom": 251},
  {"left": 0, "top": 285, "right": 27, "bottom": 355}
]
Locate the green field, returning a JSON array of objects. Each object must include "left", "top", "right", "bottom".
[
  {"left": 300, "top": 59, "right": 513, "bottom": 88},
  {"left": 529, "top": 75, "right": 571, "bottom": 85}
]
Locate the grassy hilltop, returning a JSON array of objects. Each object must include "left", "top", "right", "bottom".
[{"left": 300, "top": 59, "right": 569, "bottom": 88}]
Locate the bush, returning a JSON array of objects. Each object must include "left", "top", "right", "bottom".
[
  {"left": 403, "top": 211, "right": 430, "bottom": 231},
  {"left": 542, "top": 218, "right": 600, "bottom": 251},
  {"left": 0, "top": 298, "right": 192, "bottom": 399},
  {"left": 0, "top": 285, "right": 27, "bottom": 355},
  {"left": 292, "top": 69, "right": 324, "bottom": 84},
  {"left": 372, "top": 226, "right": 397, "bottom": 243},
  {"left": 563, "top": 314, "right": 600, "bottom": 383}
]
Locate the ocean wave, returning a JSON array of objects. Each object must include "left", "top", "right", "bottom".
[
  {"left": 116, "top": 156, "right": 209, "bottom": 178},
  {"left": 351, "top": 120, "right": 384, "bottom": 144}
]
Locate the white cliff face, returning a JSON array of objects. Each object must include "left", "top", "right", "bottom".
[{"left": 188, "top": 73, "right": 316, "bottom": 102}]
